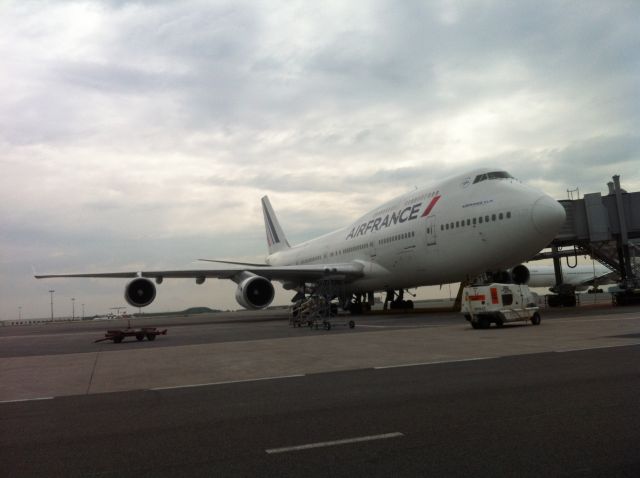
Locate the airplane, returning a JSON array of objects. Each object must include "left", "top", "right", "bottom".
[
  {"left": 35, "top": 168, "right": 566, "bottom": 313},
  {"left": 518, "top": 263, "right": 616, "bottom": 291}
]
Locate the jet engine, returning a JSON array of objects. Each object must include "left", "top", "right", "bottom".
[
  {"left": 488, "top": 264, "right": 531, "bottom": 285},
  {"left": 511, "top": 264, "right": 531, "bottom": 285},
  {"left": 235, "top": 274, "right": 275, "bottom": 310},
  {"left": 124, "top": 278, "right": 157, "bottom": 308}
]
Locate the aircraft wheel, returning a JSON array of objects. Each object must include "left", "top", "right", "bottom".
[
  {"left": 531, "top": 313, "right": 541, "bottom": 326},
  {"left": 136, "top": 333, "right": 145, "bottom": 341},
  {"left": 146, "top": 333, "right": 156, "bottom": 341},
  {"left": 479, "top": 317, "right": 491, "bottom": 329}
]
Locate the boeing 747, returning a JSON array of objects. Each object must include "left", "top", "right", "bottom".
[{"left": 36, "top": 168, "right": 566, "bottom": 312}]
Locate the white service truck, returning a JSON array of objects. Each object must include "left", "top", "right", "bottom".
[{"left": 462, "top": 283, "right": 541, "bottom": 329}]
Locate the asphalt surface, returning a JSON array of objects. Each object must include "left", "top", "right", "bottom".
[
  {"left": 0, "top": 305, "right": 624, "bottom": 358},
  {"left": 0, "top": 310, "right": 463, "bottom": 358},
  {"left": 2, "top": 304, "right": 640, "bottom": 476},
  {"left": 2, "top": 345, "right": 639, "bottom": 477}
]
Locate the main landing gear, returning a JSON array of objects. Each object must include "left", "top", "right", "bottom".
[{"left": 383, "top": 289, "right": 414, "bottom": 310}]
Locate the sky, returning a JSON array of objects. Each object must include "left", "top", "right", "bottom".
[{"left": 1, "top": 0, "right": 639, "bottom": 320}]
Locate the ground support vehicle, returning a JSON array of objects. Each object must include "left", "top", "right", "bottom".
[
  {"left": 462, "top": 283, "right": 541, "bottom": 329},
  {"left": 95, "top": 327, "right": 167, "bottom": 343}
]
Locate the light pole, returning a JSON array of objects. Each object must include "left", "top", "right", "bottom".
[
  {"left": 49, "top": 290, "right": 55, "bottom": 322},
  {"left": 71, "top": 298, "right": 76, "bottom": 320}
]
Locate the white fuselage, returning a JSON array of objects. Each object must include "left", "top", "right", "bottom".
[
  {"left": 526, "top": 264, "right": 615, "bottom": 290},
  {"left": 266, "top": 169, "right": 566, "bottom": 293}
]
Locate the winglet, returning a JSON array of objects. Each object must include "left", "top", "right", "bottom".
[{"left": 261, "top": 196, "right": 291, "bottom": 254}]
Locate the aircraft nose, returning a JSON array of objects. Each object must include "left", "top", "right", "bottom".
[{"left": 531, "top": 195, "right": 566, "bottom": 238}]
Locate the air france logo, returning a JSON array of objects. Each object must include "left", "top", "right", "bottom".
[{"left": 346, "top": 195, "right": 441, "bottom": 240}]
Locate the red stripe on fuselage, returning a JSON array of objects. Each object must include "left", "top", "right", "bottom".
[{"left": 421, "top": 195, "right": 441, "bottom": 217}]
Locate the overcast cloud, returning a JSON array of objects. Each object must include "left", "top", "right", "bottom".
[{"left": 2, "top": 0, "right": 639, "bottom": 319}]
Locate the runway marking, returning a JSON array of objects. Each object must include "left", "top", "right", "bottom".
[
  {"left": 265, "top": 432, "right": 404, "bottom": 454},
  {"left": 553, "top": 316, "right": 640, "bottom": 324},
  {"left": 356, "top": 324, "right": 448, "bottom": 329},
  {"left": 554, "top": 343, "right": 640, "bottom": 353},
  {"left": 374, "top": 356, "right": 496, "bottom": 370},
  {"left": 149, "top": 374, "right": 305, "bottom": 391},
  {"left": 0, "top": 397, "right": 54, "bottom": 404}
]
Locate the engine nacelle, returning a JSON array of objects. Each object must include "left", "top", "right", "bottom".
[
  {"left": 235, "top": 274, "right": 275, "bottom": 310},
  {"left": 491, "top": 270, "right": 513, "bottom": 283},
  {"left": 511, "top": 264, "right": 531, "bottom": 285},
  {"left": 124, "top": 278, "right": 157, "bottom": 308}
]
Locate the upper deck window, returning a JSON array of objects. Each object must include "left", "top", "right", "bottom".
[{"left": 473, "top": 171, "right": 514, "bottom": 184}]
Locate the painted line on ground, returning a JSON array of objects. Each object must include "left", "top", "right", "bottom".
[
  {"left": 553, "top": 316, "right": 640, "bottom": 324},
  {"left": 149, "top": 374, "right": 306, "bottom": 391},
  {"left": 356, "top": 324, "right": 448, "bottom": 329},
  {"left": 554, "top": 343, "right": 640, "bottom": 353},
  {"left": 0, "top": 397, "right": 54, "bottom": 404},
  {"left": 266, "top": 432, "right": 404, "bottom": 454},
  {"left": 374, "top": 356, "right": 497, "bottom": 370}
]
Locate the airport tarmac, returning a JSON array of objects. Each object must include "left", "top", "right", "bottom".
[{"left": 2, "top": 305, "right": 640, "bottom": 476}]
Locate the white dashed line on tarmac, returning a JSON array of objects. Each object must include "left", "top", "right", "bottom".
[
  {"left": 374, "top": 356, "right": 496, "bottom": 370},
  {"left": 265, "top": 432, "right": 404, "bottom": 454},
  {"left": 554, "top": 343, "right": 640, "bottom": 353},
  {"left": 149, "top": 374, "right": 306, "bottom": 391},
  {"left": 0, "top": 397, "right": 54, "bottom": 404},
  {"left": 356, "top": 324, "right": 448, "bottom": 329}
]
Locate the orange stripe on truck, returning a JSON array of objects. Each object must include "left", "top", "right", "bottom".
[{"left": 490, "top": 287, "right": 499, "bottom": 304}]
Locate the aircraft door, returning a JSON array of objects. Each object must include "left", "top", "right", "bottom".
[
  {"left": 426, "top": 215, "right": 437, "bottom": 246},
  {"left": 369, "top": 240, "right": 377, "bottom": 264}
]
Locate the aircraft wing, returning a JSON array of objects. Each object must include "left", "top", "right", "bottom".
[{"left": 34, "top": 262, "right": 366, "bottom": 283}]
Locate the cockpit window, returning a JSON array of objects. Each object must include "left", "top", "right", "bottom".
[
  {"left": 487, "top": 171, "right": 513, "bottom": 180},
  {"left": 473, "top": 171, "right": 514, "bottom": 184}
]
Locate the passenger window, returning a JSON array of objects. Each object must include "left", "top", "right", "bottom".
[
  {"left": 485, "top": 215, "right": 490, "bottom": 222},
  {"left": 507, "top": 211, "right": 511, "bottom": 219},
  {"left": 446, "top": 224, "right": 449, "bottom": 230},
  {"left": 467, "top": 219, "right": 471, "bottom": 226},
  {"left": 502, "top": 294, "right": 513, "bottom": 306},
  {"left": 479, "top": 217, "right": 483, "bottom": 224},
  {"left": 499, "top": 213, "right": 503, "bottom": 220},
  {"left": 473, "top": 218, "right": 477, "bottom": 225},
  {"left": 456, "top": 221, "right": 459, "bottom": 228},
  {"left": 492, "top": 214, "right": 496, "bottom": 221}
]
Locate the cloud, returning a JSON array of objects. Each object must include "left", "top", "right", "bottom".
[{"left": 1, "top": 0, "right": 639, "bottom": 318}]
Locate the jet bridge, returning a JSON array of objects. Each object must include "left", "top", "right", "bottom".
[{"left": 534, "top": 175, "right": 640, "bottom": 305}]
